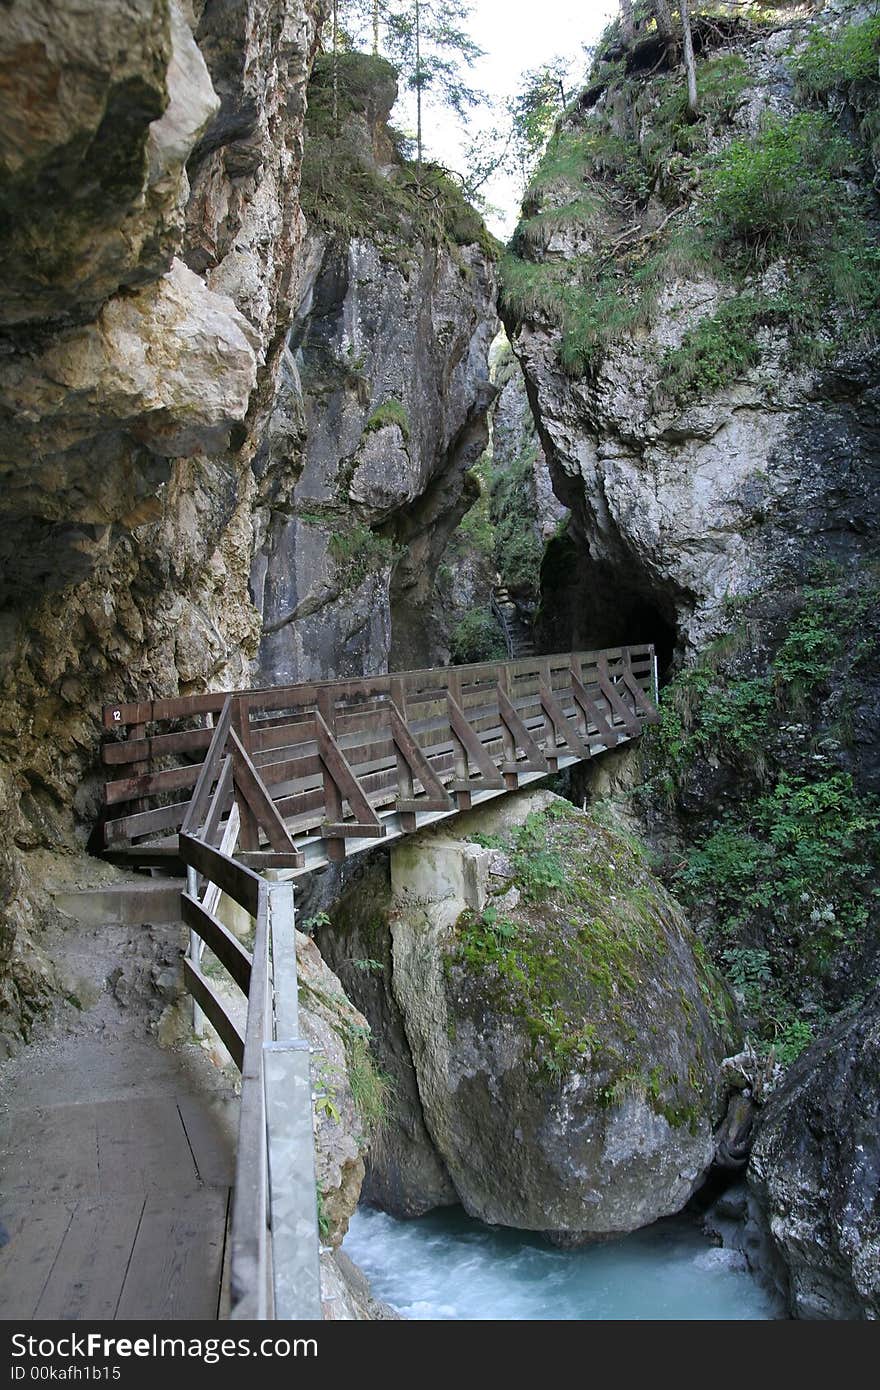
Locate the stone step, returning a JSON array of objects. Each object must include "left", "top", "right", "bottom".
[{"left": 52, "top": 878, "right": 184, "bottom": 927}]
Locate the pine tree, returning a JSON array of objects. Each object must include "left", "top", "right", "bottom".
[{"left": 384, "top": 0, "right": 483, "bottom": 170}]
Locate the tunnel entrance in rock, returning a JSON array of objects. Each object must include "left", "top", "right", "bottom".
[{"left": 535, "top": 532, "right": 679, "bottom": 682}]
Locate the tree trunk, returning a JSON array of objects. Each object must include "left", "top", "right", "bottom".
[
  {"left": 373, "top": 0, "right": 379, "bottom": 55},
  {"left": 415, "top": 0, "right": 422, "bottom": 172},
  {"left": 620, "top": 0, "right": 635, "bottom": 45},
  {"left": 653, "top": 0, "right": 675, "bottom": 46},
  {"left": 332, "top": 0, "right": 339, "bottom": 133},
  {"left": 680, "top": 0, "right": 699, "bottom": 118}
]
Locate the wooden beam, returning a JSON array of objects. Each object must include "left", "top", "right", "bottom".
[
  {"left": 182, "top": 958, "right": 245, "bottom": 1071},
  {"left": 180, "top": 696, "right": 233, "bottom": 836},
  {"left": 388, "top": 699, "right": 453, "bottom": 809},
  {"left": 227, "top": 727, "right": 300, "bottom": 855},
  {"left": 178, "top": 834, "right": 262, "bottom": 917},
  {"left": 621, "top": 649, "right": 660, "bottom": 724},
  {"left": 231, "top": 696, "right": 259, "bottom": 853},
  {"left": 539, "top": 680, "right": 590, "bottom": 759},
  {"left": 497, "top": 683, "right": 548, "bottom": 771},
  {"left": 447, "top": 692, "right": 505, "bottom": 789},
  {"left": 314, "top": 708, "right": 382, "bottom": 831},
  {"left": 202, "top": 756, "right": 235, "bottom": 849},
  {"left": 320, "top": 822, "right": 387, "bottom": 839},
  {"left": 182, "top": 893, "right": 253, "bottom": 994},
  {"left": 237, "top": 850, "right": 305, "bottom": 870},
  {"left": 596, "top": 655, "right": 641, "bottom": 737},
  {"left": 569, "top": 668, "right": 619, "bottom": 750},
  {"left": 390, "top": 677, "right": 417, "bottom": 831}
]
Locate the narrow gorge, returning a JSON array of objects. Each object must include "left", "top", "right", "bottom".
[{"left": 0, "top": 0, "right": 878, "bottom": 1324}]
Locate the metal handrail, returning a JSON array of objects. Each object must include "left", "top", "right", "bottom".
[{"left": 178, "top": 724, "right": 322, "bottom": 1321}]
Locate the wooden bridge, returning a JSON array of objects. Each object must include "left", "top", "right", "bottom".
[{"left": 95, "top": 645, "right": 658, "bottom": 1320}]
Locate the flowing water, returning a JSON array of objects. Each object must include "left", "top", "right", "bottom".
[{"left": 343, "top": 1204, "right": 781, "bottom": 1320}]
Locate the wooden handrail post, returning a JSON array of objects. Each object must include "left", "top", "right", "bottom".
[
  {"left": 232, "top": 695, "right": 260, "bottom": 852},
  {"left": 316, "top": 690, "right": 346, "bottom": 860},
  {"left": 390, "top": 676, "right": 416, "bottom": 831},
  {"left": 447, "top": 669, "right": 471, "bottom": 811},
  {"left": 496, "top": 665, "right": 519, "bottom": 790}
]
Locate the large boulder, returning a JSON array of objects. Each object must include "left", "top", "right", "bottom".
[
  {"left": 330, "top": 789, "right": 738, "bottom": 1237},
  {"left": 749, "top": 989, "right": 880, "bottom": 1319}
]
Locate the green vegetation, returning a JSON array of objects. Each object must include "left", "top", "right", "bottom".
[
  {"left": 301, "top": 52, "right": 497, "bottom": 260},
  {"left": 502, "top": 22, "right": 880, "bottom": 391},
  {"left": 641, "top": 570, "right": 880, "bottom": 1062},
  {"left": 704, "top": 113, "right": 858, "bottom": 261},
  {"left": 449, "top": 803, "right": 733, "bottom": 1114},
  {"left": 658, "top": 296, "right": 765, "bottom": 402},
  {"left": 489, "top": 444, "right": 544, "bottom": 595},
  {"left": 329, "top": 523, "right": 397, "bottom": 589},
  {"left": 792, "top": 13, "right": 880, "bottom": 94},
  {"left": 449, "top": 607, "right": 506, "bottom": 664},
  {"left": 345, "top": 1029, "right": 393, "bottom": 1140},
  {"left": 365, "top": 398, "right": 411, "bottom": 439}
]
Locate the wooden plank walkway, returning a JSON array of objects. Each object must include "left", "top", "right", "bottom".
[{"left": 0, "top": 1038, "right": 236, "bottom": 1321}]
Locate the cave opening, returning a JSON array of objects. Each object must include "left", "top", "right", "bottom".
[{"left": 535, "top": 532, "right": 680, "bottom": 684}]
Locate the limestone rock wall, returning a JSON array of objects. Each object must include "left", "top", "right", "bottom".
[
  {"left": 0, "top": 3, "right": 498, "bottom": 1049},
  {"left": 749, "top": 988, "right": 880, "bottom": 1319},
  {"left": 503, "top": 10, "right": 880, "bottom": 660},
  {"left": 0, "top": 0, "right": 327, "bottom": 1043}
]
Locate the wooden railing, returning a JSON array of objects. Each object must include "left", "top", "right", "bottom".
[
  {"left": 101, "top": 646, "right": 659, "bottom": 859},
  {"left": 178, "top": 705, "right": 322, "bottom": 1320}
]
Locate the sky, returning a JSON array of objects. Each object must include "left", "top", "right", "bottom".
[{"left": 391, "top": 0, "right": 618, "bottom": 237}]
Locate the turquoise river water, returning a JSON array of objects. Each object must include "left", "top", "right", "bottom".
[{"left": 343, "top": 1204, "right": 781, "bottom": 1320}]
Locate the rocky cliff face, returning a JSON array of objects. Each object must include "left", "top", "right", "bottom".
[
  {"left": 502, "top": 5, "right": 880, "bottom": 664},
  {"left": 0, "top": 13, "right": 497, "bottom": 1044},
  {"left": 749, "top": 987, "right": 880, "bottom": 1319},
  {"left": 250, "top": 53, "right": 497, "bottom": 682},
  {"left": 504, "top": 2, "right": 880, "bottom": 1316}
]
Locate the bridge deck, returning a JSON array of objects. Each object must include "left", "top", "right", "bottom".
[{"left": 0, "top": 1037, "right": 236, "bottom": 1320}]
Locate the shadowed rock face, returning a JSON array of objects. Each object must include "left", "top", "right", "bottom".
[
  {"left": 749, "top": 989, "right": 880, "bottom": 1320},
  {"left": 0, "top": 1, "right": 499, "bottom": 1047},
  {"left": 250, "top": 117, "right": 498, "bottom": 683}
]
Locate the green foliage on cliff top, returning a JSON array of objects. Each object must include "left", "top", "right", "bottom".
[
  {"left": 504, "top": 27, "right": 880, "bottom": 386},
  {"left": 302, "top": 52, "right": 497, "bottom": 260},
  {"left": 792, "top": 12, "right": 880, "bottom": 94},
  {"left": 704, "top": 113, "right": 857, "bottom": 262}
]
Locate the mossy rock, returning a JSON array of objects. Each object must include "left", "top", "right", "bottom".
[{"left": 389, "top": 790, "right": 739, "bottom": 1238}]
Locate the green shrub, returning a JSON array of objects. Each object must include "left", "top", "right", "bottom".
[
  {"left": 328, "top": 524, "right": 396, "bottom": 589},
  {"left": 792, "top": 14, "right": 880, "bottom": 95},
  {"left": 365, "top": 398, "right": 410, "bottom": 439},
  {"left": 490, "top": 444, "right": 543, "bottom": 596},
  {"left": 301, "top": 53, "right": 496, "bottom": 257},
  {"left": 658, "top": 295, "right": 765, "bottom": 403},
  {"left": 704, "top": 113, "right": 855, "bottom": 262},
  {"left": 450, "top": 608, "right": 506, "bottom": 664}
]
